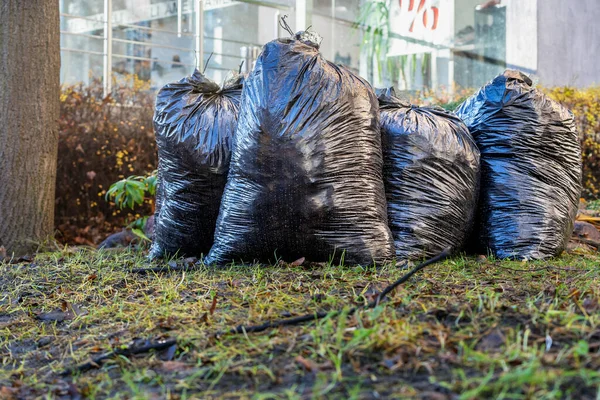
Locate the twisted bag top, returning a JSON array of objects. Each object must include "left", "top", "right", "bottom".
[
  {"left": 455, "top": 70, "right": 582, "bottom": 259},
  {"left": 153, "top": 70, "right": 243, "bottom": 174},
  {"left": 206, "top": 32, "right": 395, "bottom": 266},
  {"left": 150, "top": 70, "right": 243, "bottom": 258},
  {"left": 377, "top": 88, "right": 480, "bottom": 260}
]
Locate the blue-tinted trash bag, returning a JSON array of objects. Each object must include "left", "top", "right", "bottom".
[{"left": 455, "top": 70, "right": 582, "bottom": 259}]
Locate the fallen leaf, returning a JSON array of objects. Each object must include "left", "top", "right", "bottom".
[
  {"left": 228, "top": 279, "right": 242, "bottom": 288},
  {"left": 420, "top": 391, "right": 451, "bottom": 400},
  {"left": 583, "top": 297, "right": 598, "bottom": 312},
  {"left": 68, "top": 302, "right": 86, "bottom": 317},
  {"left": 363, "top": 291, "right": 379, "bottom": 304},
  {"left": 543, "top": 284, "right": 557, "bottom": 297},
  {"left": 381, "top": 357, "right": 398, "bottom": 370},
  {"left": 87, "top": 273, "right": 98, "bottom": 281},
  {"left": 294, "top": 355, "right": 332, "bottom": 372},
  {"left": 0, "top": 386, "right": 17, "bottom": 400},
  {"left": 199, "top": 312, "right": 209, "bottom": 324},
  {"left": 160, "top": 361, "right": 190, "bottom": 372},
  {"left": 290, "top": 257, "right": 305, "bottom": 266},
  {"left": 476, "top": 329, "right": 505, "bottom": 352},
  {"left": 295, "top": 355, "right": 318, "bottom": 372},
  {"left": 36, "top": 310, "right": 72, "bottom": 322},
  {"left": 312, "top": 293, "right": 325, "bottom": 302},
  {"left": 209, "top": 295, "right": 218, "bottom": 316},
  {"left": 68, "top": 383, "right": 82, "bottom": 400},
  {"left": 158, "top": 316, "right": 177, "bottom": 330},
  {"left": 52, "top": 379, "right": 72, "bottom": 397},
  {"left": 183, "top": 257, "right": 198, "bottom": 265},
  {"left": 37, "top": 336, "right": 53, "bottom": 347},
  {"left": 36, "top": 302, "right": 85, "bottom": 322}
]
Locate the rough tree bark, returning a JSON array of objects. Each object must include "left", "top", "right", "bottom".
[{"left": 0, "top": 1, "right": 60, "bottom": 256}]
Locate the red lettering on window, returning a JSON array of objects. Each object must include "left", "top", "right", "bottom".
[
  {"left": 400, "top": 0, "right": 439, "bottom": 32},
  {"left": 422, "top": 6, "right": 439, "bottom": 30}
]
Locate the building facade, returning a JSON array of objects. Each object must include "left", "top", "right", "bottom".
[{"left": 59, "top": 0, "right": 600, "bottom": 95}]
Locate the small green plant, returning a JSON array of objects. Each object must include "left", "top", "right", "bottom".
[
  {"left": 106, "top": 170, "right": 157, "bottom": 240},
  {"left": 354, "top": 0, "right": 391, "bottom": 81}
]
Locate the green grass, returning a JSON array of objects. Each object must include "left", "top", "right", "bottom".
[{"left": 1, "top": 247, "right": 599, "bottom": 399}]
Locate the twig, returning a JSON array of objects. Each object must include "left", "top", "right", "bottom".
[
  {"left": 279, "top": 15, "right": 294, "bottom": 36},
  {"left": 61, "top": 338, "right": 177, "bottom": 376},
  {"left": 203, "top": 52, "right": 214, "bottom": 74}
]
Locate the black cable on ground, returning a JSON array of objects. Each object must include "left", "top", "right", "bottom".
[
  {"left": 223, "top": 248, "right": 450, "bottom": 335},
  {"left": 63, "top": 249, "right": 450, "bottom": 375}
]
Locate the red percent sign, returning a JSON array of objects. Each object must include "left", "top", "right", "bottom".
[{"left": 399, "top": 0, "right": 439, "bottom": 32}]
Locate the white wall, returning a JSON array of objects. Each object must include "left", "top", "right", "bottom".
[
  {"left": 454, "top": 0, "right": 483, "bottom": 35},
  {"left": 504, "top": 0, "right": 537, "bottom": 74},
  {"left": 537, "top": 0, "right": 600, "bottom": 87},
  {"left": 258, "top": 6, "right": 281, "bottom": 45}
]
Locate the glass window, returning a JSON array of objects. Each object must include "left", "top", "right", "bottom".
[
  {"left": 60, "top": 0, "right": 105, "bottom": 85},
  {"left": 59, "top": 0, "right": 540, "bottom": 94}
]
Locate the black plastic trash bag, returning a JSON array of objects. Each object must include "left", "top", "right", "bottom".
[
  {"left": 455, "top": 70, "right": 582, "bottom": 259},
  {"left": 149, "top": 70, "right": 243, "bottom": 258},
  {"left": 206, "top": 31, "right": 395, "bottom": 266},
  {"left": 377, "top": 88, "right": 480, "bottom": 260}
]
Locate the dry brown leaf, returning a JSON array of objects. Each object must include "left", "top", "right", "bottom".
[
  {"left": 161, "top": 361, "right": 190, "bottom": 372},
  {"left": 294, "top": 355, "right": 333, "bottom": 372},
  {"left": 419, "top": 391, "right": 451, "bottom": 400},
  {"left": 36, "top": 310, "right": 72, "bottom": 322},
  {"left": 209, "top": 295, "right": 218, "bottom": 316},
  {"left": 0, "top": 386, "right": 18, "bottom": 400},
  {"left": 476, "top": 329, "right": 505, "bottom": 352},
  {"left": 199, "top": 312, "right": 209, "bottom": 324},
  {"left": 295, "top": 355, "right": 318, "bottom": 372},
  {"left": 290, "top": 257, "right": 305, "bottom": 266}
]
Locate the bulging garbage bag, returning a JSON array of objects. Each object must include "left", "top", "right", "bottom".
[
  {"left": 377, "top": 88, "right": 480, "bottom": 260},
  {"left": 149, "top": 70, "right": 243, "bottom": 258},
  {"left": 206, "top": 31, "right": 395, "bottom": 266},
  {"left": 455, "top": 70, "right": 582, "bottom": 259}
]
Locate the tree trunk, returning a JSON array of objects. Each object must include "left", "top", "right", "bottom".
[{"left": 0, "top": 1, "right": 60, "bottom": 256}]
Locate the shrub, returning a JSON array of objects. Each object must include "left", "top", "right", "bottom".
[
  {"left": 408, "top": 87, "right": 473, "bottom": 110},
  {"left": 546, "top": 87, "right": 600, "bottom": 199},
  {"left": 56, "top": 76, "right": 157, "bottom": 244}
]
